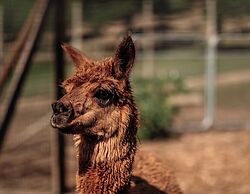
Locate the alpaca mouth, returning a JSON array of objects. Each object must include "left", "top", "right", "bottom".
[
  {"left": 51, "top": 101, "right": 98, "bottom": 135},
  {"left": 50, "top": 101, "right": 79, "bottom": 134},
  {"left": 50, "top": 113, "right": 73, "bottom": 132},
  {"left": 50, "top": 114, "right": 82, "bottom": 134},
  {"left": 50, "top": 113, "right": 96, "bottom": 135}
]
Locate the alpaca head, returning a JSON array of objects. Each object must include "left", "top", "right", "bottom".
[{"left": 50, "top": 35, "right": 137, "bottom": 140}]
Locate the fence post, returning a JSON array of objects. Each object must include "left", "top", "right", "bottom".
[
  {"left": 51, "top": 0, "right": 66, "bottom": 193},
  {"left": 142, "top": 0, "right": 155, "bottom": 78},
  {"left": 203, "top": 0, "right": 218, "bottom": 129},
  {"left": 71, "top": 0, "right": 83, "bottom": 50}
]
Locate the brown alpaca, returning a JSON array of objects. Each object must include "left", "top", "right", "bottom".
[{"left": 50, "top": 34, "right": 182, "bottom": 194}]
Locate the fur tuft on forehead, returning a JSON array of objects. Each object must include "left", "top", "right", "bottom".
[
  {"left": 62, "top": 57, "right": 115, "bottom": 90},
  {"left": 61, "top": 58, "right": 132, "bottom": 106}
]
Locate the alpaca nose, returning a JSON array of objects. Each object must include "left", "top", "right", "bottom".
[{"left": 51, "top": 101, "right": 73, "bottom": 117}]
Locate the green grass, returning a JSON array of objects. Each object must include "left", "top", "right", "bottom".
[{"left": 134, "top": 51, "right": 250, "bottom": 79}]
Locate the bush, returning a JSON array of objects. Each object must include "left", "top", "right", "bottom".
[{"left": 133, "top": 77, "right": 186, "bottom": 140}]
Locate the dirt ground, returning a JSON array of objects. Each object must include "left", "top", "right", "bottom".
[
  {"left": 141, "top": 129, "right": 250, "bottom": 194},
  {"left": 1, "top": 127, "right": 250, "bottom": 194},
  {"left": 0, "top": 98, "right": 250, "bottom": 194}
]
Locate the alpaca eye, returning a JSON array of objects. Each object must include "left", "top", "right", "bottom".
[
  {"left": 95, "top": 89, "right": 109, "bottom": 100},
  {"left": 94, "top": 89, "right": 112, "bottom": 105}
]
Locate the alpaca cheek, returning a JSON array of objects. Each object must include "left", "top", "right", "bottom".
[
  {"left": 103, "top": 111, "right": 121, "bottom": 137},
  {"left": 90, "top": 121, "right": 112, "bottom": 138}
]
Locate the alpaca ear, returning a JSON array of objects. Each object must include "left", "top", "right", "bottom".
[
  {"left": 114, "top": 34, "right": 135, "bottom": 79},
  {"left": 61, "top": 43, "right": 91, "bottom": 68}
]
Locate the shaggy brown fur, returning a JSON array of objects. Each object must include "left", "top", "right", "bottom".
[{"left": 50, "top": 34, "right": 182, "bottom": 194}]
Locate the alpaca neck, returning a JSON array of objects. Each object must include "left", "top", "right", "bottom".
[{"left": 75, "top": 128, "right": 137, "bottom": 194}]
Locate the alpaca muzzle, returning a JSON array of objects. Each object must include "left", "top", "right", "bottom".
[{"left": 50, "top": 101, "right": 74, "bottom": 129}]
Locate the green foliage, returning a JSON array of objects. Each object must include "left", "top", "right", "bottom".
[{"left": 133, "top": 77, "right": 186, "bottom": 139}]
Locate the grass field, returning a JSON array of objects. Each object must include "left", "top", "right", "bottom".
[{"left": 135, "top": 50, "right": 250, "bottom": 78}]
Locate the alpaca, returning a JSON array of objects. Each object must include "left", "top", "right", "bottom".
[{"left": 50, "top": 34, "right": 182, "bottom": 194}]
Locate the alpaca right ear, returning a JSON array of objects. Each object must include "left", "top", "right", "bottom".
[
  {"left": 61, "top": 43, "right": 91, "bottom": 68},
  {"left": 113, "top": 34, "right": 135, "bottom": 79}
]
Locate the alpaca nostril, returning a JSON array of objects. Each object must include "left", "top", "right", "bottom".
[
  {"left": 60, "top": 104, "right": 67, "bottom": 113},
  {"left": 51, "top": 102, "right": 61, "bottom": 113},
  {"left": 51, "top": 101, "right": 72, "bottom": 115},
  {"left": 67, "top": 104, "right": 74, "bottom": 118}
]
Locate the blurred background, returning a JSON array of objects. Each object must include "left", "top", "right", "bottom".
[{"left": 0, "top": 0, "right": 250, "bottom": 193}]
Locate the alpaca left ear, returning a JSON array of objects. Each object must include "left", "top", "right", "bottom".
[
  {"left": 114, "top": 34, "right": 135, "bottom": 79},
  {"left": 61, "top": 43, "right": 91, "bottom": 69}
]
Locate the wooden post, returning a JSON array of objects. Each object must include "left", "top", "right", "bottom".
[
  {"left": 142, "top": 0, "right": 155, "bottom": 78},
  {"left": 71, "top": 0, "right": 83, "bottom": 50},
  {"left": 51, "top": 0, "right": 66, "bottom": 193},
  {"left": 203, "top": 0, "right": 218, "bottom": 129}
]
